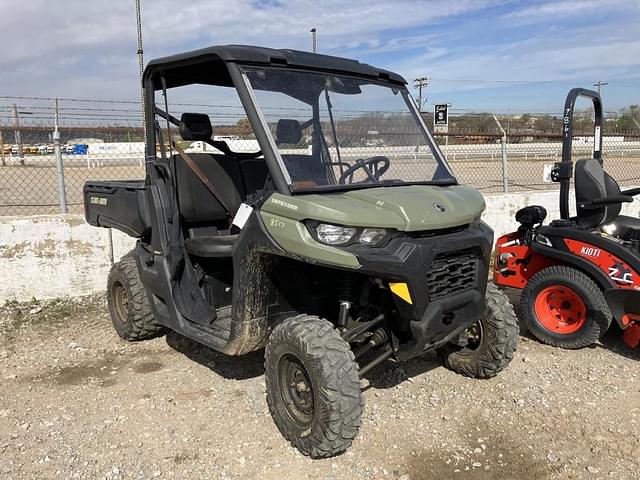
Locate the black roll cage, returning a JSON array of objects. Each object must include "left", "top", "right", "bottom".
[
  {"left": 141, "top": 45, "right": 454, "bottom": 196},
  {"left": 143, "top": 62, "right": 293, "bottom": 194}
]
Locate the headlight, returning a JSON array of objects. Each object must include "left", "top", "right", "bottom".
[
  {"left": 359, "top": 228, "right": 388, "bottom": 246},
  {"left": 315, "top": 223, "right": 357, "bottom": 245},
  {"left": 534, "top": 233, "right": 553, "bottom": 247},
  {"left": 312, "top": 223, "right": 392, "bottom": 247}
]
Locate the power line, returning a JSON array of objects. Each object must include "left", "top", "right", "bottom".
[
  {"left": 0, "top": 95, "right": 140, "bottom": 104},
  {"left": 428, "top": 77, "right": 563, "bottom": 84}
]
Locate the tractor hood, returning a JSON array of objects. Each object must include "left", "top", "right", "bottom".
[{"left": 263, "top": 185, "right": 485, "bottom": 232}]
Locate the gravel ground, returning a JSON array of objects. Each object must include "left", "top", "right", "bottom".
[{"left": 0, "top": 295, "right": 639, "bottom": 480}]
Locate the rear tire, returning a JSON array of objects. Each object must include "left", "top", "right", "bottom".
[
  {"left": 437, "top": 282, "right": 519, "bottom": 379},
  {"left": 520, "top": 266, "right": 611, "bottom": 349},
  {"left": 107, "top": 251, "right": 164, "bottom": 341},
  {"left": 265, "top": 314, "right": 363, "bottom": 458}
]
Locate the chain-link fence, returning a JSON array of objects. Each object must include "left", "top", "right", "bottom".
[
  {"left": 434, "top": 109, "right": 640, "bottom": 193},
  {"left": 1, "top": 96, "right": 639, "bottom": 216},
  {"left": 0, "top": 97, "right": 145, "bottom": 216}
]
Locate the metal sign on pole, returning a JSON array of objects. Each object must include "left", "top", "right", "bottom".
[{"left": 433, "top": 104, "right": 449, "bottom": 134}]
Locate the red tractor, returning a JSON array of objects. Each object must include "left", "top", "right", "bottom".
[{"left": 494, "top": 88, "right": 640, "bottom": 349}]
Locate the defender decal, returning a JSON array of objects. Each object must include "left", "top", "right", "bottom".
[{"left": 271, "top": 198, "right": 299, "bottom": 211}]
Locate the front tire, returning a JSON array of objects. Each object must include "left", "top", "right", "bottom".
[
  {"left": 107, "top": 251, "right": 164, "bottom": 341},
  {"left": 265, "top": 314, "right": 363, "bottom": 458},
  {"left": 520, "top": 266, "right": 611, "bottom": 349},
  {"left": 437, "top": 283, "right": 519, "bottom": 379}
]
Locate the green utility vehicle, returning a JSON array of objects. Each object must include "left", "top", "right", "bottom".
[{"left": 84, "top": 45, "right": 518, "bottom": 458}]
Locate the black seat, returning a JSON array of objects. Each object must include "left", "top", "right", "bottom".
[
  {"left": 575, "top": 158, "right": 640, "bottom": 238},
  {"left": 174, "top": 153, "right": 245, "bottom": 257},
  {"left": 175, "top": 152, "right": 245, "bottom": 225},
  {"left": 174, "top": 112, "right": 271, "bottom": 257}
]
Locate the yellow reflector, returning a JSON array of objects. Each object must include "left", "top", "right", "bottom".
[{"left": 389, "top": 282, "right": 412, "bottom": 304}]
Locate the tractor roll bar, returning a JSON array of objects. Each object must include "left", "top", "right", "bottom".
[
  {"left": 556, "top": 88, "right": 604, "bottom": 219},
  {"left": 561, "top": 88, "right": 603, "bottom": 164}
]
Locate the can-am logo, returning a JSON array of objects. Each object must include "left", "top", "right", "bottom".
[
  {"left": 90, "top": 196, "right": 108, "bottom": 206},
  {"left": 433, "top": 203, "right": 446, "bottom": 213},
  {"left": 580, "top": 246, "right": 601, "bottom": 258}
]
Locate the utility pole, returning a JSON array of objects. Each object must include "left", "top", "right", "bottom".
[
  {"left": 310, "top": 28, "right": 317, "bottom": 53},
  {"left": 135, "top": 0, "right": 147, "bottom": 154},
  {"left": 413, "top": 77, "right": 430, "bottom": 113},
  {"left": 0, "top": 109, "right": 5, "bottom": 167},
  {"left": 593, "top": 80, "right": 608, "bottom": 95},
  {"left": 493, "top": 114, "right": 508, "bottom": 193},
  {"left": 0, "top": 128, "right": 5, "bottom": 167},
  {"left": 53, "top": 98, "right": 67, "bottom": 213},
  {"left": 12, "top": 104, "right": 24, "bottom": 163}
]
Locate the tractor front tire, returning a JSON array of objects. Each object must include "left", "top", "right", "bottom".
[
  {"left": 265, "top": 314, "right": 363, "bottom": 458},
  {"left": 520, "top": 266, "right": 611, "bottom": 349},
  {"left": 107, "top": 251, "right": 164, "bottom": 341},
  {"left": 437, "top": 282, "right": 519, "bottom": 379}
]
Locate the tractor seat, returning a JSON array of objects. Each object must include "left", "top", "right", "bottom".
[
  {"left": 575, "top": 158, "right": 640, "bottom": 239},
  {"left": 184, "top": 234, "right": 238, "bottom": 257}
]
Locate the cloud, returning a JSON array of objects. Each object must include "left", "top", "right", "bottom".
[
  {"left": 500, "top": 0, "right": 638, "bottom": 22},
  {"left": 0, "top": 0, "right": 637, "bottom": 111},
  {"left": 0, "top": 0, "right": 499, "bottom": 98}
]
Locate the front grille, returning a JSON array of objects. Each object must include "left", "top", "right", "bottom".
[
  {"left": 405, "top": 224, "right": 469, "bottom": 238},
  {"left": 427, "top": 249, "right": 479, "bottom": 301}
]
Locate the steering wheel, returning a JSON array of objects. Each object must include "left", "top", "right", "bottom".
[{"left": 338, "top": 156, "right": 390, "bottom": 184}]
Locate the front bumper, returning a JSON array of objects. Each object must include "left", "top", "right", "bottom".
[{"left": 345, "top": 222, "right": 493, "bottom": 358}]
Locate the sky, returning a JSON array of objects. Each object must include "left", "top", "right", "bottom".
[{"left": 0, "top": 0, "right": 638, "bottom": 114}]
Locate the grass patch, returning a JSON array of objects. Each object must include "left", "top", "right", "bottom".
[{"left": 0, "top": 295, "right": 105, "bottom": 347}]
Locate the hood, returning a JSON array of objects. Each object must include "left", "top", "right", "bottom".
[{"left": 262, "top": 185, "right": 485, "bottom": 231}]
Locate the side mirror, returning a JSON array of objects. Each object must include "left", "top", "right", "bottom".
[
  {"left": 179, "top": 113, "right": 213, "bottom": 141},
  {"left": 276, "top": 119, "right": 303, "bottom": 145}
]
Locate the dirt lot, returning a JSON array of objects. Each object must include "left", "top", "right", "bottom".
[{"left": 0, "top": 295, "right": 639, "bottom": 480}]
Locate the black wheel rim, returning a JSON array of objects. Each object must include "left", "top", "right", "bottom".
[
  {"left": 111, "top": 281, "right": 129, "bottom": 323},
  {"left": 458, "top": 320, "right": 484, "bottom": 355},
  {"left": 277, "top": 354, "right": 315, "bottom": 428}
]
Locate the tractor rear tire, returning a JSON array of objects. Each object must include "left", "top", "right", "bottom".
[
  {"left": 437, "top": 282, "right": 519, "bottom": 379},
  {"left": 265, "top": 314, "right": 363, "bottom": 458},
  {"left": 107, "top": 251, "right": 164, "bottom": 341},
  {"left": 520, "top": 266, "right": 611, "bottom": 349}
]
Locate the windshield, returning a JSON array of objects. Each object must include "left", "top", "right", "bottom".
[{"left": 241, "top": 67, "right": 455, "bottom": 192}]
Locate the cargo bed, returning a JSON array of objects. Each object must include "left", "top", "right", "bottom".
[{"left": 83, "top": 180, "right": 150, "bottom": 238}]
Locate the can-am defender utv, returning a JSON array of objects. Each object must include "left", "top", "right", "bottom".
[
  {"left": 494, "top": 88, "right": 640, "bottom": 350},
  {"left": 85, "top": 45, "right": 518, "bottom": 458}
]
